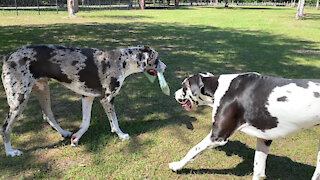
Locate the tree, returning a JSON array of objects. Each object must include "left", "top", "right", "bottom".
[
  {"left": 139, "top": 0, "right": 145, "bottom": 9},
  {"left": 175, "top": 0, "right": 179, "bottom": 7},
  {"left": 316, "top": 0, "right": 319, "bottom": 10},
  {"left": 67, "top": 0, "right": 79, "bottom": 17},
  {"left": 296, "top": 0, "right": 305, "bottom": 19}
]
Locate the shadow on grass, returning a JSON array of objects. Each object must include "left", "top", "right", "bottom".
[
  {"left": 0, "top": 21, "right": 319, "bottom": 177},
  {"left": 306, "top": 13, "right": 320, "bottom": 20},
  {"left": 176, "top": 140, "right": 315, "bottom": 179}
]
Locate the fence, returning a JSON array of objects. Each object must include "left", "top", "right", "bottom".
[{"left": 0, "top": 0, "right": 317, "bottom": 15}]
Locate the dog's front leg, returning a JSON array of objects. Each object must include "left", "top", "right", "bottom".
[
  {"left": 169, "top": 131, "right": 228, "bottom": 171},
  {"left": 252, "top": 138, "right": 272, "bottom": 180},
  {"left": 100, "top": 97, "right": 130, "bottom": 141},
  {"left": 71, "top": 96, "right": 94, "bottom": 146},
  {"left": 312, "top": 138, "right": 320, "bottom": 180}
]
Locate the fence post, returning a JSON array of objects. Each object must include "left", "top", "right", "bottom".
[
  {"left": 56, "top": 0, "right": 59, "bottom": 14},
  {"left": 15, "top": 0, "right": 18, "bottom": 16},
  {"left": 37, "top": 0, "right": 40, "bottom": 15}
]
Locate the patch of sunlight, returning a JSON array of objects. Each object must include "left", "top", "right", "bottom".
[{"left": 143, "top": 112, "right": 169, "bottom": 121}]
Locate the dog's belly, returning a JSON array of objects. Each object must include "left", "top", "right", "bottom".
[
  {"left": 62, "top": 82, "right": 102, "bottom": 97},
  {"left": 239, "top": 81, "right": 320, "bottom": 140}
]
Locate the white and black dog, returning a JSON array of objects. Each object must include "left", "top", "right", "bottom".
[
  {"left": 170, "top": 72, "right": 320, "bottom": 180},
  {"left": 0, "top": 45, "right": 166, "bottom": 157}
]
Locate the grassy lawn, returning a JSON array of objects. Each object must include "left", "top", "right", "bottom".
[{"left": 0, "top": 6, "right": 320, "bottom": 179}]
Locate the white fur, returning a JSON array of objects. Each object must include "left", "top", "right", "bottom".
[
  {"left": 240, "top": 81, "right": 320, "bottom": 140},
  {"left": 211, "top": 74, "right": 240, "bottom": 121},
  {"left": 252, "top": 138, "right": 270, "bottom": 180}
]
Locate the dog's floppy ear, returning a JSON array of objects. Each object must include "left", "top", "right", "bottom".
[
  {"left": 187, "top": 75, "right": 204, "bottom": 97},
  {"left": 136, "top": 51, "right": 149, "bottom": 71}
]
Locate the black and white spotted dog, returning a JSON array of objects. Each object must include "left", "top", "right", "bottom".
[
  {"left": 0, "top": 45, "right": 166, "bottom": 157},
  {"left": 170, "top": 72, "right": 320, "bottom": 180}
]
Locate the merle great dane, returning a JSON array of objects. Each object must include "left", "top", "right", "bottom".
[
  {"left": 0, "top": 45, "right": 166, "bottom": 157},
  {"left": 170, "top": 72, "right": 320, "bottom": 180}
]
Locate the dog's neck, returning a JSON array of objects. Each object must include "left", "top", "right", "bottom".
[{"left": 117, "top": 47, "right": 149, "bottom": 78}]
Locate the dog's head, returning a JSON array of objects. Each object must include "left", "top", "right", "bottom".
[
  {"left": 175, "top": 73, "right": 217, "bottom": 111},
  {"left": 137, "top": 46, "right": 166, "bottom": 76}
]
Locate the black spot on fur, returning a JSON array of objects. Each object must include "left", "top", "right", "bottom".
[
  {"left": 78, "top": 48, "right": 103, "bottom": 92},
  {"left": 314, "top": 92, "right": 320, "bottom": 98},
  {"left": 110, "top": 77, "right": 120, "bottom": 92},
  {"left": 110, "top": 97, "right": 115, "bottom": 104},
  {"left": 10, "top": 62, "right": 16, "bottom": 69},
  {"left": 29, "top": 45, "right": 72, "bottom": 83},
  {"left": 123, "top": 61, "right": 126, "bottom": 69},
  {"left": 137, "top": 53, "right": 143, "bottom": 61},
  {"left": 18, "top": 93, "right": 25, "bottom": 104},
  {"left": 264, "top": 140, "right": 272, "bottom": 146},
  {"left": 19, "top": 57, "right": 29, "bottom": 66},
  {"left": 101, "top": 61, "right": 108, "bottom": 73},
  {"left": 72, "top": 61, "right": 77, "bottom": 66},
  {"left": 201, "top": 76, "right": 219, "bottom": 97},
  {"left": 128, "top": 50, "right": 132, "bottom": 54},
  {"left": 277, "top": 96, "right": 288, "bottom": 102},
  {"left": 2, "top": 121, "right": 8, "bottom": 131}
]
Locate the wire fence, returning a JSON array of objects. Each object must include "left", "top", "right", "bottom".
[{"left": 0, "top": 0, "right": 317, "bottom": 15}]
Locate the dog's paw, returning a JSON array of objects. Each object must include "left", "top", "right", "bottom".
[
  {"left": 6, "top": 149, "right": 23, "bottom": 157},
  {"left": 61, "top": 130, "right": 73, "bottom": 138},
  {"left": 169, "top": 161, "right": 184, "bottom": 171},
  {"left": 119, "top": 133, "right": 130, "bottom": 141},
  {"left": 71, "top": 135, "right": 79, "bottom": 147}
]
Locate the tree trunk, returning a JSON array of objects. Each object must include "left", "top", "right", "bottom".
[
  {"left": 74, "top": 0, "right": 79, "bottom": 13},
  {"left": 215, "top": 0, "right": 218, "bottom": 5},
  {"left": 175, "top": 0, "right": 179, "bottom": 7},
  {"left": 67, "top": 0, "right": 76, "bottom": 17},
  {"left": 316, "top": 0, "right": 319, "bottom": 10},
  {"left": 296, "top": 0, "right": 305, "bottom": 19},
  {"left": 139, "top": 0, "right": 145, "bottom": 9},
  {"left": 167, "top": 0, "right": 170, "bottom": 6}
]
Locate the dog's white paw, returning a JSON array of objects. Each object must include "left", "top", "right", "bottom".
[
  {"left": 71, "top": 135, "right": 79, "bottom": 147},
  {"left": 61, "top": 130, "right": 73, "bottom": 138},
  {"left": 169, "top": 161, "right": 184, "bottom": 171},
  {"left": 6, "top": 149, "right": 23, "bottom": 157},
  {"left": 119, "top": 133, "right": 130, "bottom": 141}
]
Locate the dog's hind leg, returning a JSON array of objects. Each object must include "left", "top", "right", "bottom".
[
  {"left": 71, "top": 96, "right": 94, "bottom": 146},
  {"left": 169, "top": 130, "right": 228, "bottom": 171},
  {"left": 312, "top": 138, "right": 320, "bottom": 180},
  {"left": 252, "top": 138, "right": 272, "bottom": 180},
  {"left": 100, "top": 96, "right": 130, "bottom": 141},
  {"left": 1, "top": 84, "right": 33, "bottom": 156},
  {"left": 32, "top": 79, "right": 72, "bottom": 138}
]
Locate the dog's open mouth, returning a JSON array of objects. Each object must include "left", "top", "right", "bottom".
[
  {"left": 147, "top": 69, "right": 158, "bottom": 76},
  {"left": 182, "top": 100, "right": 192, "bottom": 111}
]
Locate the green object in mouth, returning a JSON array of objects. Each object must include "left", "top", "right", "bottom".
[
  {"left": 157, "top": 72, "right": 170, "bottom": 96},
  {"left": 144, "top": 71, "right": 156, "bottom": 83}
]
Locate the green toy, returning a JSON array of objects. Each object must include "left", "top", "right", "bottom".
[{"left": 144, "top": 71, "right": 170, "bottom": 96}]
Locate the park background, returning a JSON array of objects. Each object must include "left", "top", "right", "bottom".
[{"left": 0, "top": 3, "right": 320, "bottom": 180}]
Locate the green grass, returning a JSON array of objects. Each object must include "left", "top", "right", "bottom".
[{"left": 0, "top": 6, "right": 320, "bottom": 179}]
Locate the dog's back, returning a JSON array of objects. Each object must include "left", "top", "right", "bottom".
[{"left": 235, "top": 73, "right": 320, "bottom": 139}]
